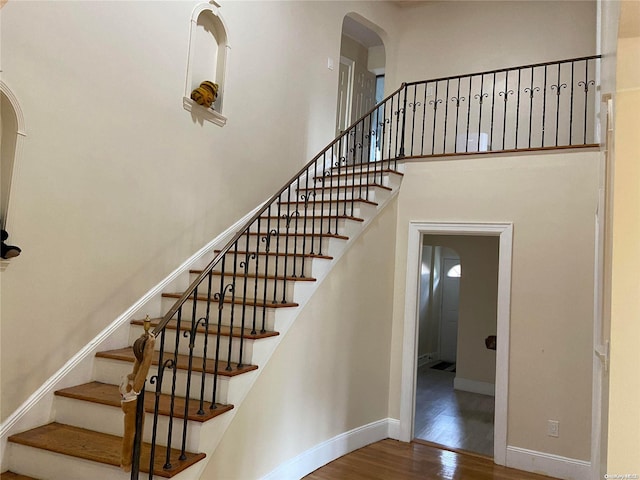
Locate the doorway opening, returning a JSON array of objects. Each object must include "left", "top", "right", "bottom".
[
  {"left": 400, "top": 222, "right": 512, "bottom": 466},
  {"left": 414, "top": 236, "right": 499, "bottom": 457},
  {"left": 336, "top": 14, "right": 386, "bottom": 162}
]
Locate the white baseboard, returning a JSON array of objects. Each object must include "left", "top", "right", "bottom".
[
  {"left": 260, "top": 418, "right": 395, "bottom": 480},
  {"left": 387, "top": 418, "right": 400, "bottom": 440},
  {"left": 506, "top": 446, "right": 591, "bottom": 480},
  {"left": 453, "top": 377, "right": 495, "bottom": 396}
]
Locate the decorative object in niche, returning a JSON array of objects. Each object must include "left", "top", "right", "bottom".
[
  {"left": 183, "top": 1, "right": 230, "bottom": 127},
  {"left": 1, "top": 229, "right": 21, "bottom": 259},
  {"left": 190, "top": 81, "right": 219, "bottom": 109}
]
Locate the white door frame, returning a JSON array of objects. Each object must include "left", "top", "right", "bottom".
[{"left": 399, "top": 222, "right": 513, "bottom": 466}]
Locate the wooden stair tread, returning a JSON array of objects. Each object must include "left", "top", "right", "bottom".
[
  {"left": 133, "top": 317, "right": 279, "bottom": 340},
  {"left": 299, "top": 183, "right": 393, "bottom": 192},
  {"left": 8, "top": 423, "right": 204, "bottom": 478},
  {"left": 322, "top": 168, "right": 404, "bottom": 178},
  {"left": 327, "top": 162, "right": 404, "bottom": 175},
  {"left": 193, "top": 270, "right": 317, "bottom": 283},
  {"left": 1, "top": 472, "right": 39, "bottom": 480},
  {"left": 214, "top": 249, "right": 333, "bottom": 260},
  {"left": 96, "top": 347, "right": 258, "bottom": 377},
  {"left": 279, "top": 198, "right": 378, "bottom": 206},
  {"left": 248, "top": 231, "right": 349, "bottom": 240},
  {"left": 162, "top": 292, "right": 298, "bottom": 309},
  {"left": 55, "top": 381, "right": 233, "bottom": 422}
]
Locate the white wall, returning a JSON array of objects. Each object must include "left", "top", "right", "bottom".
[
  {"left": 0, "top": 0, "right": 400, "bottom": 420},
  {"left": 395, "top": 1, "right": 597, "bottom": 82},
  {"left": 201, "top": 199, "right": 398, "bottom": 479}
]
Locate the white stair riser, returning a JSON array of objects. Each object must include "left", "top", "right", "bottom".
[
  {"left": 239, "top": 235, "right": 345, "bottom": 258},
  {"left": 250, "top": 217, "right": 352, "bottom": 236},
  {"left": 291, "top": 202, "right": 378, "bottom": 219},
  {"left": 54, "top": 396, "right": 203, "bottom": 452},
  {"left": 212, "top": 253, "right": 323, "bottom": 281},
  {"left": 188, "top": 272, "right": 301, "bottom": 304},
  {"left": 129, "top": 324, "right": 256, "bottom": 365},
  {"left": 160, "top": 296, "right": 279, "bottom": 332},
  {"left": 8, "top": 443, "right": 194, "bottom": 480},
  {"left": 318, "top": 172, "right": 402, "bottom": 189},
  {"left": 296, "top": 186, "right": 389, "bottom": 204},
  {"left": 94, "top": 357, "right": 230, "bottom": 405}
]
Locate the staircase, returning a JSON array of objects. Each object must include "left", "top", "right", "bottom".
[
  {"left": 3, "top": 160, "right": 404, "bottom": 479},
  {"left": 2, "top": 55, "right": 600, "bottom": 480}
]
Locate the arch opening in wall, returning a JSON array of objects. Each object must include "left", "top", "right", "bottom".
[
  {"left": 1, "top": 81, "right": 26, "bottom": 232},
  {"left": 183, "top": 1, "right": 230, "bottom": 126}
]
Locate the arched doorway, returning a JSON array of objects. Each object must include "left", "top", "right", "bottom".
[{"left": 336, "top": 14, "right": 386, "bottom": 161}]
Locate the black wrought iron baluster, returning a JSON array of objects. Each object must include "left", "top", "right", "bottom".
[
  {"left": 198, "top": 271, "right": 213, "bottom": 414},
  {"left": 387, "top": 96, "right": 394, "bottom": 162},
  {"left": 421, "top": 83, "right": 428, "bottom": 155},
  {"left": 451, "top": 80, "right": 465, "bottom": 153},
  {"left": 524, "top": 69, "right": 539, "bottom": 148},
  {"left": 569, "top": 61, "right": 575, "bottom": 145},
  {"left": 499, "top": 73, "right": 514, "bottom": 150},
  {"left": 260, "top": 227, "right": 277, "bottom": 333},
  {"left": 578, "top": 60, "right": 595, "bottom": 145},
  {"left": 164, "top": 305, "right": 183, "bottom": 470},
  {"left": 465, "top": 76, "right": 472, "bottom": 152},
  {"left": 490, "top": 73, "right": 496, "bottom": 151},
  {"left": 430, "top": 82, "right": 441, "bottom": 155},
  {"left": 474, "top": 75, "right": 487, "bottom": 152},
  {"left": 251, "top": 218, "right": 261, "bottom": 334},
  {"left": 515, "top": 69, "right": 521, "bottom": 149},
  {"left": 299, "top": 193, "right": 314, "bottom": 278},
  {"left": 399, "top": 85, "right": 408, "bottom": 157},
  {"left": 443, "top": 80, "right": 450, "bottom": 154},
  {"left": 226, "top": 246, "right": 239, "bottom": 371},
  {"left": 280, "top": 211, "right": 297, "bottom": 303},
  {"left": 148, "top": 329, "right": 167, "bottom": 479},
  {"left": 181, "top": 310, "right": 206, "bottom": 459},
  {"left": 238, "top": 237, "right": 254, "bottom": 365},
  {"left": 330, "top": 143, "right": 339, "bottom": 233},
  {"left": 409, "top": 85, "right": 418, "bottom": 155},
  {"left": 212, "top": 267, "right": 232, "bottom": 404},
  {"left": 272, "top": 199, "right": 282, "bottom": 303},
  {"left": 130, "top": 381, "right": 145, "bottom": 480},
  {"left": 310, "top": 166, "right": 318, "bottom": 256},
  {"left": 357, "top": 121, "right": 364, "bottom": 202},
  {"left": 541, "top": 65, "right": 548, "bottom": 147},
  {"left": 550, "top": 64, "right": 567, "bottom": 147},
  {"left": 282, "top": 184, "right": 293, "bottom": 285}
]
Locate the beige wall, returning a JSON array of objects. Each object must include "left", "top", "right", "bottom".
[
  {"left": 607, "top": 33, "right": 640, "bottom": 472},
  {"left": 201, "top": 199, "right": 397, "bottom": 479},
  {"left": 390, "top": 151, "right": 600, "bottom": 461},
  {"left": 395, "top": 1, "right": 596, "bottom": 82},
  {"left": 0, "top": 0, "right": 400, "bottom": 420},
  {"left": 423, "top": 235, "right": 499, "bottom": 386}
]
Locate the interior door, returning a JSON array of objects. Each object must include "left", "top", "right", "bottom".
[
  {"left": 335, "top": 58, "right": 353, "bottom": 137},
  {"left": 440, "top": 257, "right": 460, "bottom": 363}
]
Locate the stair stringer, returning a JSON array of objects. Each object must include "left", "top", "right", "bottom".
[{"left": 180, "top": 173, "right": 403, "bottom": 479}]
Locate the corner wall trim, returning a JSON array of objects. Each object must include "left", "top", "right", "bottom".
[
  {"left": 506, "top": 446, "right": 591, "bottom": 480},
  {"left": 260, "top": 418, "right": 395, "bottom": 480}
]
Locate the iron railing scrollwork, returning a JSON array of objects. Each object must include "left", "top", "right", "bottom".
[{"left": 129, "top": 55, "right": 600, "bottom": 478}]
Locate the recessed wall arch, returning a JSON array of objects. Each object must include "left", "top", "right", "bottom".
[
  {"left": 1, "top": 80, "right": 27, "bottom": 232},
  {"left": 183, "top": 1, "right": 230, "bottom": 126},
  {"left": 400, "top": 222, "right": 513, "bottom": 466}
]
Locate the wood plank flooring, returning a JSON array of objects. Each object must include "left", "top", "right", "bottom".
[
  {"left": 303, "top": 439, "right": 558, "bottom": 480},
  {"left": 415, "top": 366, "right": 494, "bottom": 456}
]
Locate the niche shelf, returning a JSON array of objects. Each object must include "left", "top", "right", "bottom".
[{"left": 183, "top": 1, "right": 230, "bottom": 126}]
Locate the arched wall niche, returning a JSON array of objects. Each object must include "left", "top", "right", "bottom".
[
  {"left": 183, "top": 1, "right": 230, "bottom": 126},
  {"left": 1, "top": 80, "right": 27, "bottom": 233}
]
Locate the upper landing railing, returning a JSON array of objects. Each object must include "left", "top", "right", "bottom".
[{"left": 130, "top": 55, "right": 600, "bottom": 479}]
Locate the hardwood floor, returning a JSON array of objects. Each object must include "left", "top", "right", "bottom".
[
  {"left": 415, "top": 365, "right": 494, "bottom": 456},
  {"left": 303, "top": 439, "right": 558, "bottom": 480}
]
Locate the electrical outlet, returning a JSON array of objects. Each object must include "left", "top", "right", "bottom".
[{"left": 548, "top": 420, "right": 559, "bottom": 437}]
